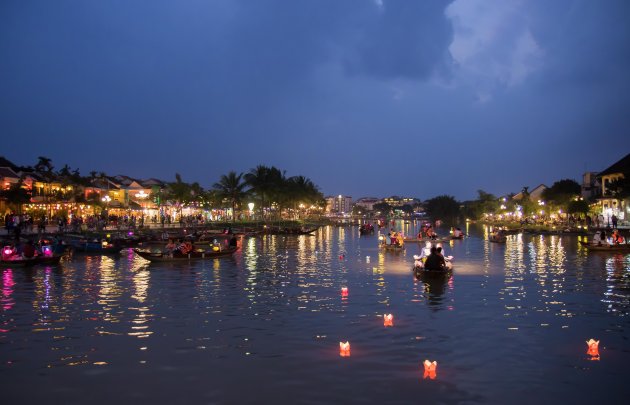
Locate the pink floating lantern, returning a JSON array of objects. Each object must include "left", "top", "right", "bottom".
[
  {"left": 341, "top": 287, "right": 348, "bottom": 297},
  {"left": 423, "top": 360, "right": 437, "bottom": 379},
  {"left": 339, "top": 341, "right": 351, "bottom": 357},
  {"left": 586, "top": 339, "right": 600, "bottom": 358},
  {"left": 383, "top": 314, "right": 393, "bottom": 327}
]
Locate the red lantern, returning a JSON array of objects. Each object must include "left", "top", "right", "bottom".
[
  {"left": 423, "top": 360, "right": 437, "bottom": 379},
  {"left": 339, "top": 341, "right": 351, "bottom": 357},
  {"left": 383, "top": 313, "right": 393, "bottom": 327},
  {"left": 341, "top": 287, "right": 348, "bottom": 297},
  {"left": 586, "top": 339, "right": 600, "bottom": 359}
]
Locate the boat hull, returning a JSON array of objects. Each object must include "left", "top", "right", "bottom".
[
  {"left": 133, "top": 247, "right": 238, "bottom": 262},
  {"left": 579, "top": 241, "right": 630, "bottom": 251},
  {"left": 0, "top": 255, "right": 63, "bottom": 267}
]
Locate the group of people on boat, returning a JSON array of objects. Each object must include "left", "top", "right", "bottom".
[
  {"left": 359, "top": 223, "right": 375, "bottom": 235},
  {"left": 452, "top": 227, "right": 464, "bottom": 238},
  {"left": 2, "top": 240, "right": 53, "bottom": 261},
  {"left": 592, "top": 229, "right": 626, "bottom": 246},
  {"left": 413, "top": 241, "right": 453, "bottom": 272},
  {"left": 387, "top": 229, "right": 404, "bottom": 247}
]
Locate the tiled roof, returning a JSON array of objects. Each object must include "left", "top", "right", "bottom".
[{"left": 597, "top": 153, "right": 630, "bottom": 177}]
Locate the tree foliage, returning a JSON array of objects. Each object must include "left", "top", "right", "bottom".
[{"left": 424, "top": 195, "right": 460, "bottom": 223}]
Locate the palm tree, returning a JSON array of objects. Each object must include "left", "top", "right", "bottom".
[
  {"left": 213, "top": 171, "right": 248, "bottom": 221},
  {"left": 244, "top": 165, "right": 289, "bottom": 219},
  {"left": 286, "top": 175, "right": 323, "bottom": 218},
  {"left": 34, "top": 156, "right": 55, "bottom": 218},
  {"left": 167, "top": 173, "right": 192, "bottom": 222}
]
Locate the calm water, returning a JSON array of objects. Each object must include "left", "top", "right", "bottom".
[{"left": 1, "top": 222, "right": 629, "bottom": 404}]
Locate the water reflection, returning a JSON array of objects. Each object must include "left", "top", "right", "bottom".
[
  {"left": 1, "top": 225, "right": 629, "bottom": 404},
  {"left": 604, "top": 254, "right": 630, "bottom": 316},
  {"left": 2, "top": 269, "right": 15, "bottom": 311}
]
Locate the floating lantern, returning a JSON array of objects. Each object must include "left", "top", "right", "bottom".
[
  {"left": 586, "top": 339, "right": 600, "bottom": 358},
  {"left": 423, "top": 360, "right": 437, "bottom": 379},
  {"left": 383, "top": 314, "right": 393, "bottom": 327},
  {"left": 341, "top": 287, "right": 348, "bottom": 297},
  {"left": 42, "top": 246, "right": 53, "bottom": 257},
  {"left": 3, "top": 247, "right": 12, "bottom": 256},
  {"left": 339, "top": 341, "right": 351, "bottom": 357}
]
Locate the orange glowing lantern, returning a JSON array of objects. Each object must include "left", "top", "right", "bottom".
[
  {"left": 586, "top": 339, "right": 600, "bottom": 358},
  {"left": 341, "top": 287, "right": 348, "bottom": 297},
  {"left": 383, "top": 313, "right": 393, "bottom": 327},
  {"left": 339, "top": 341, "right": 351, "bottom": 357},
  {"left": 423, "top": 360, "right": 437, "bottom": 379}
]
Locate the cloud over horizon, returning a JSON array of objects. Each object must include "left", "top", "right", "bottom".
[{"left": 1, "top": 0, "right": 629, "bottom": 200}]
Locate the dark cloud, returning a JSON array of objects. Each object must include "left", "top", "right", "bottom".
[{"left": 0, "top": 0, "right": 629, "bottom": 200}]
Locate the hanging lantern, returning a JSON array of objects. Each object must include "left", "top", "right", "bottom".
[
  {"left": 383, "top": 314, "right": 393, "bottom": 327},
  {"left": 423, "top": 360, "right": 437, "bottom": 379},
  {"left": 339, "top": 341, "right": 351, "bottom": 357},
  {"left": 586, "top": 339, "right": 600, "bottom": 359},
  {"left": 42, "top": 246, "right": 53, "bottom": 257},
  {"left": 341, "top": 287, "right": 348, "bottom": 297}
]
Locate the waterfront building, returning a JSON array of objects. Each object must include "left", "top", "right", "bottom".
[
  {"left": 325, "top": 195, "right": 352, "bottom": 214},
  {"left": 512, "top": 184, "right": 548, "bottom": 202},
  {"left": 596, "top": 152, "right": 630, "bottom": 223},
  {"left": 381, "top": 196, "right": 420, "bottom": 207},
  {"left": 581, "top": 171, "right": 600, "bottom": 200},
  {"left": 353, "top": 197, "right": 380, "bottom": 212}
]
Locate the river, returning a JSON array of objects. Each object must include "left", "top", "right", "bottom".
[{"left": 1, "top": 222, "right": 629, "bottom": 404}]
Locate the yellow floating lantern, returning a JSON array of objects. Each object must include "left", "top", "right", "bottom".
[
  {"left": 423, "top": 360, "right": 437, "bottom": 379},
  {"left": 586, "top": 339, "right": 600, "bottom": 359},
  {"left": 339, "top": 341, "right": 350, "bottom": 357},
  {"left": 383, "top": 314, "right": 393, "bottom": 327}
]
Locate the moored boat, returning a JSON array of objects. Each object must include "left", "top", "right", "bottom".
[
  {"left": 133, "top": 246, "right": 238, "bottom": 262},
  {"left": 380, "top": 243, "right": 404, "bottom": 251},
  {"left": 578, "top": 241, "right": 630, "bottom": 252},
  {"left": 0, "top": 254, "right": 63, "bottom": 267},
  {"left": 67, "top": 239, "right": 124, "bottom": 253}
]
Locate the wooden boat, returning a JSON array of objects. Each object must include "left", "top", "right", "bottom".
[
  {"left": 0, "top": 254, "right": 63, "bottom": 267},
  {"left": 579, "top": 241, "right": 630, "bottom": 252},
  {"left": 380, "top": 243, "right": 404, "bottom": 251},
  {"left": 450, "top": 235, "right": 464, "bottom": 240},
  {"left": 413, "top": 266, "right": 452, "bottom": 279},
  {"left": 403, "top": 237, "right": 449, "bottom": 243},
  {"left": 68, "top": 239, "right": 124, "bottom": 253},
  {"left": 489, "top": 235, "right": 507, "bottom": 243},
  {"left": 133, "top": 246, "right": 238, "bottom": 262},
  {"left": 359, "top": 225, "right": 375, "bottom": 235}
]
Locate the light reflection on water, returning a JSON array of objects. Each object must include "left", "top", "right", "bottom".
[{"left": 0, "top": 223, "right": 629, "bottom": 403}]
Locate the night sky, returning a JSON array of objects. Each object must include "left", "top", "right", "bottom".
[{"left": 1, "top": 0, "right": 629, "bottom": 200}]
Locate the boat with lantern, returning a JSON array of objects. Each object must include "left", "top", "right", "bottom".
[
  {"left": 403, "top": 236, "right": 449, "bottom": 244},
  {"left": 578, "top": 241, "right": 630, "bottom": 252},
  {"left": 489, "top": 231, "right": 507, "bottom": 243},
  {"left": 133, "top": 246, "right": 238, "bottom": 262},
  {"left": 66, "top": 238, "right": 124, "bottom": 253},
  {"left": 1, "top": 245, "right": 63, "bottom": 267}
]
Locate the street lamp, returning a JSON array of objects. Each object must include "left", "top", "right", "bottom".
[
  {"left": 102, "top": 195, "right": 111, "bottom": 227},
  {"left": 248, "top": 202, "right": 255, "bottom": 219}
]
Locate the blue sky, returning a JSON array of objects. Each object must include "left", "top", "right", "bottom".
[{"left": 1, "top": 0, "right": 629, "bottom": 200}]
